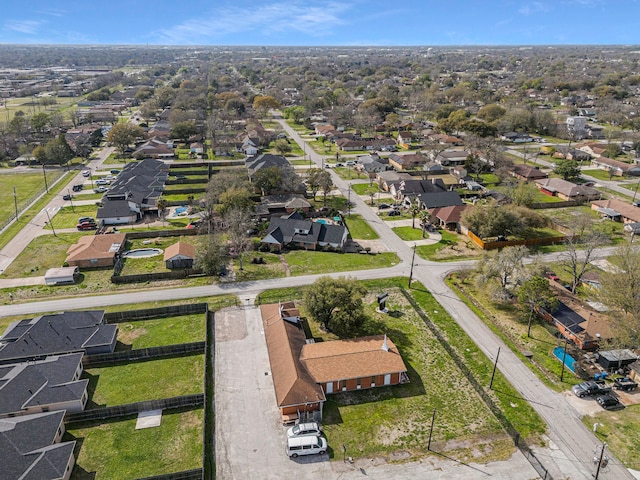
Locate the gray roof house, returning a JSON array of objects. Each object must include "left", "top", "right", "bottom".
[
  {"left": 261, "top": 212, "right": 348, "bottom": 251},
  {"left": 0, "top": 411, "right": 76, "bottom": 480},
  {"left": 415, "top": 191, "right": 464, "bottom": 210},
  {"left": 0, "top": 310, "right": 116, "bottom": 364},
  {"left": 0, "top": 353, "right": 88, "bottom": 418},
  {"left": 246, "top": 153, "right": 289, "bottom": 174}
]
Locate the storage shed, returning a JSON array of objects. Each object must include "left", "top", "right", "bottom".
[
  {"left": 164, "top": 241, "right": 196, "bottom": 269},
  {"left": 597, "top": 349, "right": 638, "bottom": 372},
  {"left": 44, "top": 266, "right": 80, "bottom": 285}
]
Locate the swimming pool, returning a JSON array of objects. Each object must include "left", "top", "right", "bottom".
[
  {"left": 553, "top": 346, "right": 577, "bottom": 373},
  {"left": 175, "top": 206, "right": 188, "bottom": 214},
  {"left": 122, "top": 248, "right": 163, "bottom": 258},
  {"left": 316, "top": 219, "right": 328, "bottom": 224}
]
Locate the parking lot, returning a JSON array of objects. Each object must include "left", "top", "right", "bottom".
[{"left": 214, "top": 300, "right": 540, "bottom": 479}]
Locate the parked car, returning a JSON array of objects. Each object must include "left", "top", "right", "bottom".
[
  {"left": 72, "top": 184, "right": 83, "bottom": 192},
  {"left": 345, "top": 161, "right": 355, "bottom": 166},
  {"left": 572, "top": 381, "right": 612, "bottom": 398},
  {"left": 77, "top": 222, "right": 97, "bottom": 231},
  {"left": 62, "top": 194, "right": 73, "bottom": 201},
  {"left": 388, "top": 210, "right": 401, "bottom": 216},
  {"left": 613, "top": 377, "right": 638, "bottom": 391},
  {"left": 378, "top": 203, "right": 391, "bottom": 209},
  {"left": 78, "top": 217, "right": 95, "bottom": 225},
  {"left": 94, "top": 187, "right": 108, "bottom": 193},
  {"left": 596, "top": 394, "right": 624, "bottom": 411},
  {"left": 82, "top": 170, "right": 91, "bottom": 177},
  {"left": 287, "top": 422, "right": 322, "bottom": 439},
  {"left": 545, "top": 271, "right": 560, "bottom": 282},
  {"left": 286, "top": 435, "right": 327, "bottom": 458},
  {"left": 110, "top": 169, "right": 120, "bottom": 174},
  {"left": 335, "top": 163, "right": 344, "bottom": 167},
  {"left": 186, "top": 220, "right": 202, "bottom": 229},
  {"left": 95, "top": 179, "right": 110, "bottom": 185}
]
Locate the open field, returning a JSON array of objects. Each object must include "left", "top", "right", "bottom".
[
  {"left": 344, "top": 214, "right": 379, "bottom": 240},
  {"left": 86, "top": 355, "right": 204, "bottom": 406},
  {"left": 0, "top": 170, "right": 66, "bottom": 225},
  {"left": 116, "top": 314, "right": 206, "bottom": 349},
  {"left": 284, "top": 250, "right": 399, "bottom": 275},
  {"left": 67, "top": 408, "right": 203, "bottom": 480},
  {"left": 46, "top": 205, "right": 99, "bottom": 229},
  {"left": 584, "top": 405, "right": 640, "bottom": 469},
  {"left": 416, "top": 230, "right": 481, "bottom": 261}
]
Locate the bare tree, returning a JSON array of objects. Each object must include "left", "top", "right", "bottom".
[
  {"left": 560, "top": 217, "right": 608, "bottom": 294},
  {"left": 224, "top": 206, "right": 252, "bottom": 271}
]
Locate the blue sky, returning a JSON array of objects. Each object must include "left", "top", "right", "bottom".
[{"left": 0, "top": 0, "right": 638, "bottom": 46}]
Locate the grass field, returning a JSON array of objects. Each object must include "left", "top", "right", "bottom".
[
  {"left": 86, "top": 355, "right": 204, "bottom": 406},
  {"left": 119, "top": 236, "right": 199, "bottom": 275},
  {"left": 393, "top": 225, "right": 426, "bottom": 241},
  {"left": 116, "top": 314, "right": 206, "bottom": 349},
  {"left": 416, "top": 230, "right": 481, "bottom": 261},
  {"left": 284, "top": 250, "right": 399, "bottom": 275},
  {"left": 344, "top": 214, "right": 379, "bottom": 240},
  {"left": 0, "top": 171, "right": 65, "bottom": 225},
  {"left": 584, "top": 405, "right": 640, "bottom": 469},
  {"left": 67, "top": 408, "right": 203, "bottom": 480},
  {"left": 45, "top": 205, "right": 98, "bottom": 229}
]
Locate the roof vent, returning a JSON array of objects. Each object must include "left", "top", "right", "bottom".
[{"left": 381, "top": 333, "right": 389, "bottom": 352}]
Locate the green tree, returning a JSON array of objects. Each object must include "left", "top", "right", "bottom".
[
  {"left": 510, "top": 181, "right": 538, "bottom": 207},
  {"left": 461, "top": 202, "right": 524, "bottom": 239},
  {"left": 252, "top": 166, "right": 282, "bottom": 195},
  {"left": 419, "top": 210, "right": 431, "bottom": 238},
  {"left": 480, "top": 245, "right": 529, "bottom": 293},
  {"left": 273, "top": 138, "right": 292, "bottom": 155},
  {"left": 303, "top": 276, "right": 368, "bottom": 337},
  {"left": 518, "top": 276, "right": 559, "bottom": 337},
  {"left": 307, "top": 168, "right": 327, "bottom": 201},
  {"left": 170, "top": 121, "right": 198, "bottom": 143},
  {"left": 224, "top": 205, "right": 252, "bottom": 271},
  {"left": 409, "top": 201, "right": 421, "bottom": 228},
  {"left": 218, "top": 187, "right": 253, "bottom": 217},
  {"left": 194, "top": 234, "right": 226, "bottom": 275},
  {"left": 253, "top": 95, "right": 280, "bottom": 116},
  {"left": 477, "top": 104, "right": 506, "bottom": 123},
  {"left": 44, "top": 134, "right": 74, "bottom": 166},
  {"left": 30, "top": 112, "right": 50, "bottom": 134},
  {"left": 156, "top": 198, "right": 168, "bottom": 223},
  {"left": 106, "top": 123, "right": 144, "bottom": 158},
  {"left": 553, "top": 159, "right": 581, "bottom": 181}
]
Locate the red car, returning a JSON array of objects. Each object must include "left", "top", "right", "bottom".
[{"left": 77, "top": 222, "right": 97, "bottom": 230}]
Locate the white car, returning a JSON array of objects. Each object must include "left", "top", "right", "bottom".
[
  {"left": 287, "top": 422, "right": 322, "bottom": 438},
  {"left": 82, "top": 170, "right": 91, "bottom": 177},
  {"left": 286, "top": 435, "right": 327, "bottom": 457}
]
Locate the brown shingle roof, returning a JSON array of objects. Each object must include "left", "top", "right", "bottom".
[
  {"left": 300, "top": 335, "right": 407, "bottom": 383},
  {"left": 163, "top": 241, "right": 195, "bottom": 261},
  {"left": 260, "top": 303, "right": 325, "bottom": 408},
  {"left": 65, "top": 233, "right": 126, "bottom": 263}
]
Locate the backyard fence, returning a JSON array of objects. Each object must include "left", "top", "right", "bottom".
[
  {"left": 204, "top": 308, "right": 215, "bottom": 480},
  {"left": 65, "top": 394, "right": 204, "bottom": 424},
  {"left": 124, "top": 228, "right": 200, "bottom": 239},
  {"left": 465, "top": 229, "right": 567, "bottom": 250},
  {"left": 137, "top": 469, "right": 203, "bottom": 480},
  {"left": 111, "top": 268, "right": 203, "bottom": 284},
  {"left": 83, "top": 342, "right": 205, "bottom": 367},
  {"left": 105, "top": 303, "right": 208, "bottom": 322},
  {"left": 400, "top": 289, "right": 555, "bottom": 480}
]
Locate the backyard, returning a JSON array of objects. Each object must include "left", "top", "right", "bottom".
[
  {"left": 344, "top": 214, "right": 379, "bottom": 240},
  {"left": 116, "top": 313, "right": 206, "bottom": 349}
]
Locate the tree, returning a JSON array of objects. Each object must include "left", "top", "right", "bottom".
[
  {"left": 44, "top": 134, "right": 74, "bottom": 166},
  {"left": 156, "top": 198, "right": 168, "bottom": 223},
  {"left": 553, "top": 159, "right": 581, "bottom": 181},
  {"left": 194, "top": 234, "right": 226, "bottom": 276},
  {"left": 365, "top": 184, "right": 379, "bottom": 206},
  {"left": 303, "top": 276, "right": 368, "bottom": 337},
  {"left": 409, "top": 201, "right": 421, "bottom": 228},
  {"left": 509, "top": 181, "right": 538, "bottom": 207},
  {"left": 30, "top": 112, "right": 50, "bottom": 134},
  {"left": 253, "top": 95, "right": 280, "bottom": 116},
  {"left": 307, "top": 168, "right": 326, "bottom": 201},
  {"left": 252, "top": 166, "right": 282, "bottom": 195},
  {"left": 518, "top": 276, "right": 559, "bottom": 337},
  {"left": 477, "top": 104, "right": 506, "bottom": 123},
  {"left": 419, "top": 210, "right": 431, "bottom": 238},
  {"left": 106, "top": 123, "right": 144, "bottom": 158},
  {"left": 461, "top": 202, "right": 524, "bottom": 239},
  {"left": 318, "top": 170, "right": 334, "bottom": 207},
  {"left": 273, "top": 138, "right": 292, "bottom": 155},
  {"left": 561, "top": 217, "right": 607, "bottom": 294},
  {"left": 218, "top": 187, "right": 253, "bottom": 217},
  {"left": 170, "top": 121, "right": 198, "bottom": 143},
  {"left": 224, "top": 205, "right": 252, "bottom": 271},
  {"left": 597, "top": 244, "right": 640, "bottom": 344},
  {"left": 480, "top": 245, "right": 529, "bottom": 292}
]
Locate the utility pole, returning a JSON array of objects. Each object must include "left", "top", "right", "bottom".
[
  {"left": 42, "top": 162, "right": 49, "bottom": 193},
  {"left": 490, "top": 347, "right": 501, "bottom": 389},
  {"left": 67, "top": 189, "right": 75, "bottom": 212},
  {"left": 633, "top": 178, "right": 640, "bottom": 205},
  {"left": 13, "top": 186, "right": 18, "bottom": 221},
  {"left": 427, "top": 408, "right": 436, "bottom": 451},
  {"left": 44, "top": 209, "right": 57, "bottom": 237},
  {"left": 594, "top": 442, "right": 607, "bottom": 479},
  {"left": 408, "top": 243, "right": 417, "bottom": 288},
  {"left": 560, "top": 336, "right": 569, "bottom": 382},
  {"left": 347, "top": 183, "right": 351, "bottom": 217}
]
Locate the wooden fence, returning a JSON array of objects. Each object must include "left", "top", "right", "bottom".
[
  {"left": 465, "top": 229, "right": 567, "bottom": 250},
  {"left": 137, "top": 469, "right": 203, "bottom": 480},
  {"left": 105, "top": 303, "right": 208, "bottom": 322},
  {"left": 83, "top": 342, "right": 205, "bottom": 367},
  {"left": 112, "top": 268, "right": 203, "bottom": 284}
]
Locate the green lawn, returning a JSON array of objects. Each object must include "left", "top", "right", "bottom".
[
  {"left": 86, "top": 355, "right": 204, "bottom": 406},
  {"left": 393, "top": 225, "right": 426, "bottom": 241},
  {"left": 46, "top": 205, "right": 98, "bottom": 229},
  {"left": 1, "top": 232, "right": 85, "bottom": 278},
  {"left": 350, "top": 182, "right": 378, "bottom": 195},
  {"left": 344, "top": 214, "right": 379, "bottom": 240},
  {"left": 116, "top": 314, "right": 206, "bottom": 349},
  {"left": 416, "top": 230, "right": 481, "bottom": 261},
  {"left": 0, "top": 171, "right": 64, "bottom": 225},
  {"left": 284, "top": 251, "right": 399, "bottom": 275},
  {"left": 581, "top": 169, "right": 619, "bottom": 181},
  {"left": 229, "top": 252, "right": 287, "bottom": 281},
  {"left": 334, "top": 167, "right": 366, "bottom": 181},
  {"left": 119, "top": 236, "right": 199, "bottom": 275},
  {"left": 584, "top": 405, "right": 640, "bottom": 469},
  {"left": 67, "top": 408, "right": 203, "bottom": 480}
]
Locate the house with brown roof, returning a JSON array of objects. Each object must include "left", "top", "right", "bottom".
[
  {"left": 510, "top": 164, "right": 548, "bottom": 182},
  {"left": 261, "top": 302, "right": 326, "bottom": 423},
  {"left": 388, "top": 153, "right": 427, "bottom": 171},
  {"left": 590, "top": 156, "right": 640, "bottom": 177},
  {"left": 430, "top": 204, "right": 470, "bottom": 230},
  {"left": 300, "top": 335, "right": 408, "bottom": 394},
  {"left": 260, "top": 302, "right": 408, "bottom": 424},
  {"left": 591, "top": 198, "right": 640, "bottom": 224},
  {"left": 534, "top": 178, "right": 600, "bottom": 202},
  {"left": 65, "top": 233, "right": 126, "bottom": 268},
  {"left": 164, "top": 241, "right": 196, "bottom": 269}
]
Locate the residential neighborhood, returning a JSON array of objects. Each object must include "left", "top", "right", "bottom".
[{"left": 2, "top": 42, "right": 640, "bottom": 480}]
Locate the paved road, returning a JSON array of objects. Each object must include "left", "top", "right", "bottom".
[{"left": 0, "top": 146, "right": 115, "bottom": 274}]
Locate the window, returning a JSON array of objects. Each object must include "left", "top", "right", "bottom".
[
  {"left": 357, "top": 377, "right": 361, "bottom": 389},
  {"left": 371, "top": 376, "right": 376, "bottom": 387},
  {"left": 341, "top": 380, "right": 347, "bottom": 391}
]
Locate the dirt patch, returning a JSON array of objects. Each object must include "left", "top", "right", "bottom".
[{"left": 117, "top": 325, "right": 148, "bottom": 345}]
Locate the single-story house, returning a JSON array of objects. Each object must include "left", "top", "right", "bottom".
[
  {"left": 65, "top": 233, "right": 126, "bottom": 268},
  {"left": 591, "top": 198, "right": 640, "bottom": 224},
  {"left": 96, "top": 200, "right": 139, "bottom": 225},
  {"left": 255, "top": 194, "right": 312, "bottom": 218},
  {"left": 261, "top": 302, "right": 326, "bottom": 423},
  {"left": 376, "top": 171, "right": 413, "bottom": 191},
  {"left": 396, "top": 131, "right": 416, "bottom": 148},
  {"left": 590, "top": 156, "right": 640, "bottom": 177},
  {"left": 190, "top": 142, "right": 204, "bottom": 154},
  {"left": 44, "top": 266, "right": 80, "bottom": 285},
  {"left": 300, "top": 335, "right": 409, "bottom": 394},
  {"left": 164, "top": 241, "right": 196, "bottom": 269},
  {"left": 534, "top": 178, "right": 601, "bottom": 202},
  {"left": 500, "top": 132, "right": 534, "bottom": 143},
  {"left": 261, "top": 212, "right": 348, "bottom": 251},
  {"left": 0, "top": 310, "right": 116, "bottom": 364},
  {"left": 430, "top": 205, "right": 470, "bottom": 230},
  {"left": 434, "top": 150, "right": 469, "bottom": 166},
  {"left": 391, "top": 178, "right": 447, "bottom": 202},
  {"left": 0, "top": 411, "right": 76, "bottom": 480},
  {"left": 388, "top": 153, "right": 427, "bottom": 171},
  {"left": 0, "top": 353, "right": 88, "bottom": 418},
  {"left": 415, "top": 191, "right": 464, "bottom": 210},
  {"left": 510, "top": 164, "right": 548, "bottom": 182}
]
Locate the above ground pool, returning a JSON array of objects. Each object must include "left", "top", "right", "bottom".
[
  {"left": 122, "top": 248, "right": 163, "bottom": 258},
  {"left": 553, "top": 346, "right": 577, "bottom": 373}
]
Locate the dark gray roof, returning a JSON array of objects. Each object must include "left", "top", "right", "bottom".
[
  {"left": 0, "top": 411, "right": 75, "bottom": 480},
  {"left": 416, "top": 191, "right": 464, "bottom": 209},
  {"left": 0, "top": 310, "right": 115, "bottom": 363},
  {"left": 246, "top": 154, "right": 289, "bottom": 172},
  {"left": 262, "top": 215, "right": 348, "bottom": 248},
  {"left": 0, "top": 353, "right": 88, "bottom": 416},
  {"left": 97, "top": 199, "right": 136, "bottom": 219}
]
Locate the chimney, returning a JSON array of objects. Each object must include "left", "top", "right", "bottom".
[{"left": 381, "top": 334, "right": 389, "bottom": 352}]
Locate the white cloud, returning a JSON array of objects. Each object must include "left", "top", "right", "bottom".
[
  {"left": 519, "top": 2, "right": 549, "bottom": 15},
  {"left": 154, "top": 1, "right": 354, "bottom": 44},
  {"left": 4, "top": 20, "right": 45, "bottom": 35}
]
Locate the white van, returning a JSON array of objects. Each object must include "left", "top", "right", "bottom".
[{"left": 286, "top": 435, "right": 327, "bottom": 458}]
